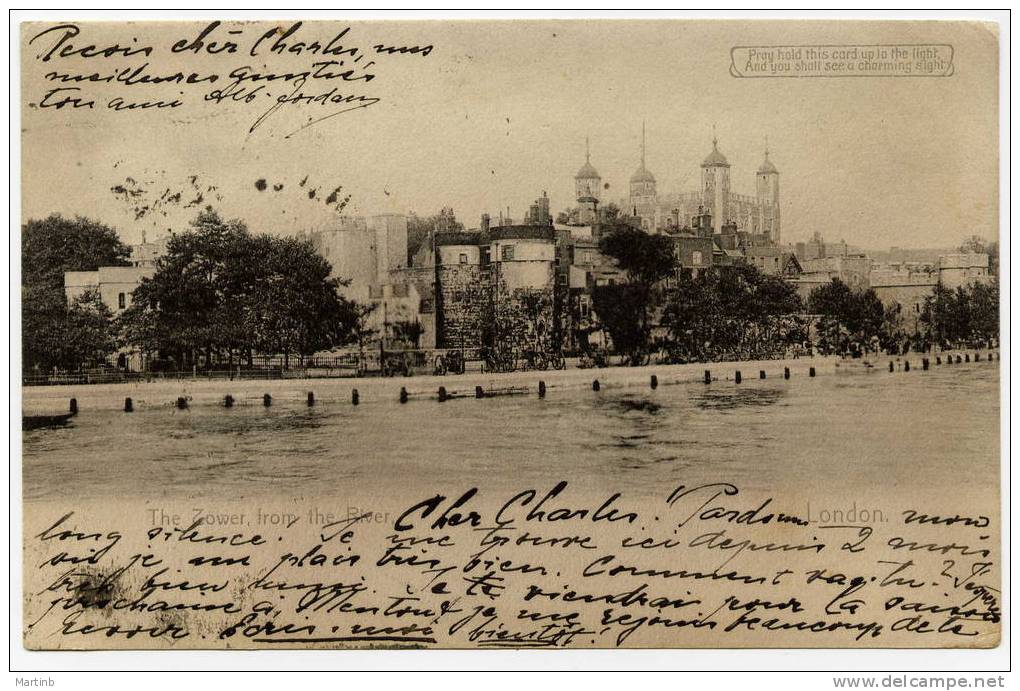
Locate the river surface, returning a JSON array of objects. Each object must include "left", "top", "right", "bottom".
[{"left": 23, "top": 363, "right": 1000, "bottom": 508}]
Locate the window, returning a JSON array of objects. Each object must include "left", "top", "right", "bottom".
[
  {"left": 459, "top": 253, "right": 468, "bottom": 264},
  {"left": 583, "top": 251, "right": 593, "bottom": 264},
  {"left": 692, "top": 251, "right": 703, "bottom": 266},
  {"left": 501, "top": 245, "right": 515, "bottom": 261},
  {"left": 118, "top": 292, "right": 126, "bottom": 309}
]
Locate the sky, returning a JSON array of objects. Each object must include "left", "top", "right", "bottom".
[{"left": 20, "top": 19, "right": 999, "bottom": 250}]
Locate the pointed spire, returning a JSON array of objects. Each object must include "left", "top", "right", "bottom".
[
  {"left": 702, "top": 124, "right": 729, "bottom": 167},
  {"left": 576, "top": 136, "right": 600, "bottom": 180},
  {"left": 630, "top": 123, "right": 656, "bottom": 184},
  {"left": 641, "top": 121, "right": 646, "bottom": 167},
  {"left": 758, "top": 135, "right": 778, "bottom": 174}
]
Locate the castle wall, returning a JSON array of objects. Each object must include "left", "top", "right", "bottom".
[{"left": 436, "top": 257, "right": 488, "bottom": 350}]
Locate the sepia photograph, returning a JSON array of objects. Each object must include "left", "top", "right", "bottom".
[{"left": 11, "top": 9, "right": 1008, "bottom": 679}]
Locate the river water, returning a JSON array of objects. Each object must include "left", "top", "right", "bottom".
[{"left": 23, "top": 362, "right": 999, "bottom": 508}]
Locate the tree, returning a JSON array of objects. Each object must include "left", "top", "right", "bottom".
[
  {"left": 807, "top": 278, "right": 885, "bottom": 352},
  {"left": 407, "top": 210, "right": 464, "bottom": 264},
  {"left": 556, "top": 207, "right": 579, "bottom": 225},
  {"left": 62, "top": 290, "right": 120, "bottom": 370},
  {"left": 247, "top": 236, "right": 361, "bottom": 367},
  {"left": 598, "top": 225, "right": 675, "bottom": 288},
  {"left": 392, "top": 320, "right": 425, "bottom": 349},
  {"left": 122, "top": 208, "right": 249, "bottom": 368},
  {"left": 591, "top": 284, "right": 651, "bottom": 365},
  {"left": 969, "top": 277, "right": 999, "bottom": 342},
  {"left": 661, "top": 263, "right": 804, "bottom": 362},
  {"left": 22, "top": 215, "right": 130, "bottom": 289},
  {"left": 593, "top": 224, "right": 676, "bottom": 363},
  {"left": 920, "top": 277, "right": 999, "bottom": 347},
  {"left": 122, "top": 207, "right": 363, "bottom": 370},
  {"left": 22, "top": 214, "right": 131, "bottom": 373}
]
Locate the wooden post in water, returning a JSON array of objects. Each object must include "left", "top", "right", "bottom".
[
  {"left": 69, "top": 398, "right": 78, "bottom": 415},
  {"left": 262, "top": 394, "right": 272, "bottom": 407},
  {"left": 177, "top": 397, "right": 188, "bottom": 410},
  {"left": 965, "top": 354, "right": 970, "bottom": 363},
  {"left": 124, "top": 397, "right": 133, "bottom": 413},
  {"left": 592, "top": 379, "right": 600, "bottom": 392},
  {"left": 352, "top": 389, "right": 359, "bottom": 405},
  {"left": 759, "top": 370, "right": 766, "bottom": 379},
  {"left": 784, "top": 367, "right": 790, "bottom": 380},
  {"left": 936, "top": 356, "right": 942, "bottom": 365},
  {"left": 704, "top": 370, "right": 711, "bottom": 384},
  {"left": 399, "top": 387, "right": 408, "bottom": 404},
  {"left": 438, "top": 386, "right": 448, "bottom": 402},
  {"left": 650, "top": 374, "right": 658, "bottom": 389},
  {"left": 307, "top": 391, "right": 315, "bottom": 406},
  {"left": 889, "top": 361, "right": 895, "bottom": 372},
  {"left": 224, "top": 394, "right": 234, "bottom": 408},
  {"left": 735, "top": 371, "right": 742, "bottom": 384},
  {"left": 538, "top": 381, "right": 546, "bottom": 398},
  {"left": 809, "top": 367, "right": 816, "bottom": 377},
  {"left": 475, "top": 386, "right": 484, "bottom": 399},
  {"left": 922, "top": 358, "right": 929, "bottom": 370},
  {"left": 904, "top": 361, "right": 910, "bottom": 372}
]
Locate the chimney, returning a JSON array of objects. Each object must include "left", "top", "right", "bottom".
[{"left": 480, "top": 213, "right": 490, "bottom": 233}]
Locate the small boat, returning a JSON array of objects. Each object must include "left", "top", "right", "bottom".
[{"left": 22, "top": 413, "right": 75, "bottom": 431}]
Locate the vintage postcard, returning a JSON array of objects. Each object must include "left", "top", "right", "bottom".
[{"left": 17, "top": 17, "right": 1002, "bottom": 654}]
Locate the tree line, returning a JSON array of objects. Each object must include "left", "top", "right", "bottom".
[
  {"left": 22, "top": 215, "right": 130, "bottom": 374},
  {"left": 587, "top": 225, "right": 999, "bottom": 364},
  {"left": 21, "top": 211, "right": 999, "bottom": 374},
  {"left": 22, "top": 209, "right": 364, "bottom": 374}
]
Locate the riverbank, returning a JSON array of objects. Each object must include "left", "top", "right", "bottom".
[{"left": 21, "top": 348, "right": 999, "bottom": 415}]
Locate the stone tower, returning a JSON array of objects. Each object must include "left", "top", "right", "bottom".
[
  {"left": 575, "top": 137, "right": 601, "bottom": 224},
  {"left": 701, "top": 131, "right": 731, "bottom": 235},
  {"left": 756, "top": 144, "right": 781, "bottom": 243},
  {"left": 574, "top": 137, "right": 601, "bottom": 202},
  {"left": 629, "top": 122, "right": 657, "bottom": 229}
]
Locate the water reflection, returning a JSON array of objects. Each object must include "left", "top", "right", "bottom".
[{"left": 690, "top": 386, "right": 786, "bottom": 411}]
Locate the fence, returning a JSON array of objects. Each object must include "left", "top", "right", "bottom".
[{"left": 22, "top": 348, "right": 490, "bottom": 386}]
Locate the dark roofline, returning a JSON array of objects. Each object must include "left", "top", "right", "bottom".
[
  {"left": 435, "top": 225, "right": 555, "bottom": 246},
  {"left": 435, "top": 231, "right": 486, "bottom": 247},
  {"left": 488, "top": 225, "right": 555, "bottom": 241}
]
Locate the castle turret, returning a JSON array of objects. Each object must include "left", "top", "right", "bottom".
[
  {"left": 701, "top": 131, "right": 731, "bottom": 235},
  {"left": 574, "top": 137, "right": 602, "bottom": 203},
  {"left": 629, "top": 122, "right": 658, "bottom": 231},
  {"left": 756, "top": 143, "right": 781, "bottom": 243},
  {"left": 573, "top": 138, "right": 601, "bottom": 225}
]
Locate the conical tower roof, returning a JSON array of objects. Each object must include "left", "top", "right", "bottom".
[
  {"left": 702, "top": 135, "right": 730, "bottom": 167},
  {"left": 575, "top": 137, "right": 600, "bottom": 179},
  {"left": 758, "top": 143, "right": 779, "bottom": 174},
  {"left": 630, "top": 122, "right": 656, "bottom": 183}
]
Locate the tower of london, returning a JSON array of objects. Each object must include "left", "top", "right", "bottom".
[{"left": 573, "top": 128, "right": 782, "bottom": 243}]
